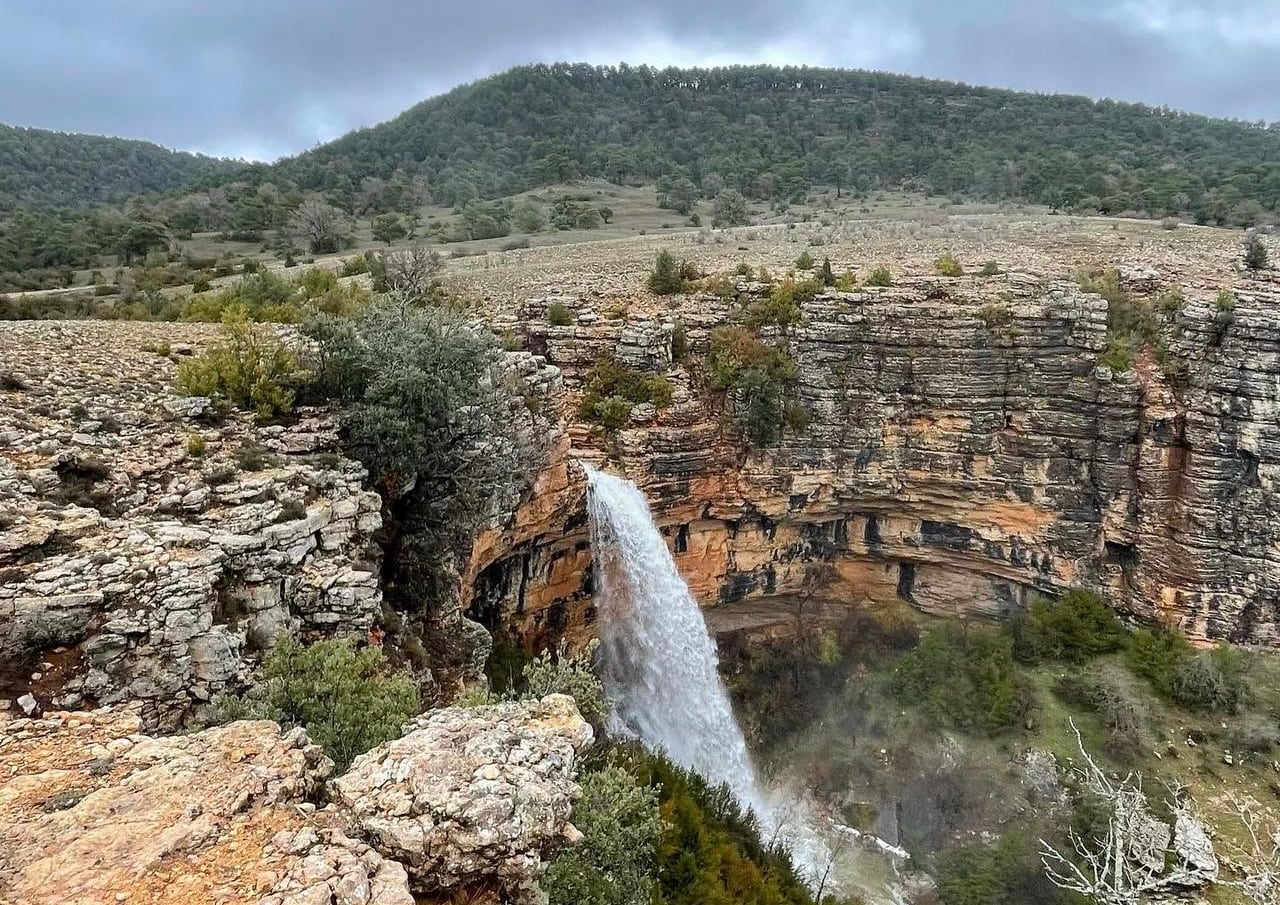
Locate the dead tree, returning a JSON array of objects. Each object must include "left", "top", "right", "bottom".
[
  {"left": 1215, "top": 793, "right": 1279, "bottom": 905},
  {"left": 1040, "top": 720, "right": 1214, "bottom": 905}
]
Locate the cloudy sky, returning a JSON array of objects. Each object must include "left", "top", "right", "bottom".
[{"left": 1, "top": 1, "right": 1276, "bottom": 161}]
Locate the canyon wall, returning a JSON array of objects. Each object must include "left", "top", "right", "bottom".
[{"left": 468, "top": 272, "right": 1280, "bottom": 648}]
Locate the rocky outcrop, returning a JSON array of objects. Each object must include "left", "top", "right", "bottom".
[
  {"left": 0, "top": 696, "right": 591, "bottom": 905},
  {"left": 0, "top": 322, "right": 385, "bottom": 726},
  {"left": 333, "top": 694, "right": 593, "bottom": 900},
  {"left": 470, "top": 272, "right": 1280, "bottom": 647}
]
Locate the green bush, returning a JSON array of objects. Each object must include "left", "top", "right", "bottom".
[
  {"left": 892, "top": 623, "right": 1026, "bottom": 735},
  {"left": 978, "top": 261, "right": 1001, "bottom": 277},
  {"left": 1052, "top": 664, "right": 1151, "bottom": 758},
  {"left": 1124, "top": 627, "right": 1194, "bottom": 697},
  {"left": 578, "top": 355, "right": 673, "bottom": 432},
  {"left": 544, "top": 763, "right": 662, "bottom": 905},
  {"left": 210, "top": 636, "right": 419, "bottom": 771},
  {"left": 1009, "top": 589, "right": 1126, "bottom": 664},
  {"left": 1171, "top": 644, "right": 1249, "bottom": 714},
  {"left": 934, "top": 253, "right": 964, "bottom": 276},
  {"left": 794, "top": 251, "right": 815, "bottom": 270},
  {"left": 1243, "top": 232, "right": 1269, "bottom": 271},
  {"left": 647, "top": 249, "right": 688, "bottom": 295},
  {"left": 519, "top": 642, "right": 608, "bottom": 727},
  {"left": 705, "top": 326, "right": 798, "bottom": 448},
  {"left": 303, "top": 299, "right": 528, "bottom": 601},
  {"left": 746, "top": 277, "right": 818, "bottom": 329},
  {"left": 936, "top": 830, "right": 1066, "bottom": 905},
  {"left": 548, "top": 301, "right": 574, "bottom": 326},
  {"left": 670, "top": 323, "right": 689, "bottom": 361},
  {"left": 866, "top": 265, "right": 893, "bottom": 287},
  {"left": 819, "top": 258, "right": 836, "bottom": 286},
  {"left": 1216, "top": 290, "right": 1236, "bottom": 312},
  {"left": 185, "top": 434, "right": 207, "bottom": 457},
  {"left": 175, "top": 306, "right": 300, "bottom": 420}
]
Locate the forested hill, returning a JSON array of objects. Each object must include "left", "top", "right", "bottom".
[
  {"left": 0, "top": 124, "right": 243, "bottom": 210},
  {"left": 273, "top": 63, "right": 1280, "bottom": 221}
]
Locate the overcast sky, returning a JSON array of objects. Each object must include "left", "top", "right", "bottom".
[{"left": 1, "top": 1, "right": 1276, "bottom": 161}]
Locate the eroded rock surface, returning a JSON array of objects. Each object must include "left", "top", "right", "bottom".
[
  {"left": 333, "top": 694, "right": 592, "bottom": 900},
  {"left": 0, "top": 696, "right": 591, "bottom": 905},
  {"left": 0, "top": 322, "right": 384, "bottom": 725}
]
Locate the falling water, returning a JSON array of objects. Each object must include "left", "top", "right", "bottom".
[{"left": 584, "top": 464, "right": 771, "bottom": 817}]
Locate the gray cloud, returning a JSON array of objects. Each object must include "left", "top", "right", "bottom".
[{"left": 1, "top": 0, "right": 1276, "bottom": 161}]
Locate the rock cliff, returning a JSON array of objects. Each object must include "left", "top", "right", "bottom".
[
  {"left": 0, "top": 695, "right": 590, "bottom": 905},
  {"left": 469, "top": 271, "right": 1280, "bottom": 648},
  {"left": 0, "top": 322, "right": 385, "bottom": 726}
]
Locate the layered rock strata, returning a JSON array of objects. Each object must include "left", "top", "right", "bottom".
[{"left": 470, "top": 272, "right": 1280, "bottom": 647}]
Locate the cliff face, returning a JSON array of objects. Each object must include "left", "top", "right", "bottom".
[{"left": 467, "top": 273, "right": 1280, "bottom": 648}]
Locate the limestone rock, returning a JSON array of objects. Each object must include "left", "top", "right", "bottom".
[
  {"left": 332, "top": 694, "right": 593, "bottom": 897},
  {"left": 0, "top": 697, "right": 589, "bottom": 905}
]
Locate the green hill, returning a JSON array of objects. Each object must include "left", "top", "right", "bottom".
[
  {"left": 0, "top": 124, "right": 242, "bottom": 210},
  {"left": 273, "top": 62, "right": 1280, "bottom": 221}
]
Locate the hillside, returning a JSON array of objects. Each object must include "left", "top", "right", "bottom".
[
  {"left": 274, "top": 63, "right": 1280, "bottom": 220},
  {"left": 0, "top": 123, "right": 243, "bottom": 209}
]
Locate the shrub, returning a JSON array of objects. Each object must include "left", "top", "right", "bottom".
[
  {"left": 543, "top": 763, "right": 661, "bottom": 905},
  {"left": 1099, "top": 336, "right": 1134, "bottom": 372},
  {"left": 892, "top": 623, "right": 1026, "bottom": 735},
  {"left": 547, "top": 301, "right": 574, "bottom": 326},
  {"left": 302, "top": 300, "right": 530, "bottom": 601},
  {"left": 976, "top": 302, "right": 1013, "bottom": 330},
  {"left": 1171, "top": 645, "right": 1249, "bottom": 714},
  {"left": 794, "top": 251, "right": 815, "bottom": 271},
  {"left": 746, "top": 277, "right": 818, "bottom": 329},
  {"left": 819, "top": 257, "right": 836, "bottom": 286},
  {"left": 934, "top": 253, "right": 964, "bottom": 276},
  {"left": 670, "top": 323, "right": 689, "bottom": 361},
  {"left": 185, "top": 434, "right": 207, "bottom": 457},
  {"left": 866, "top": 265, "right": 893, "bottom": 287},
  {"left": 1052, "top": 664, "right": 1151, "bottom": 757},
  {"left": 175, "top": 307, "right": 300, "bottom": 420},
  {"left": 192, "top": 276, "right": 213, "bottom": 293},
  {"left": 578, "top": 355, "right": 673, "bottom": 432},
  {"left": 1009, "top": 589, "right": 1126, "bottom": 664},
  {"left": 210, "top": 636, "right": 418, "bottom": 771},
  {"left": 1125, "top": 627, "right": 1194, "bottom": 697},
  {"left": 519, "top": 641, "right": 607, "bottom": 728},
  {"left": 1243, "top": 231, "right": 1269, "bottom": 271},
  {"left": 1216, "top": 289, "right": 1236, "bottom": 312},
  {"left": 647, "top": 249, "right": 686, "bottom": 294},
  {"left": 978, "top": 261, "right": 1002, "bottom": 277},
  {"left": 936, "top": 830, "right": 1065, "bottom": 905},
  {"left": 340, "top": 255, "right": 370, "bottom": 276}
]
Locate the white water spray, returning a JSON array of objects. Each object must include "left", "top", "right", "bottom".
[{"left": 584, "top": 464, "right": 828, "bottom": 882}]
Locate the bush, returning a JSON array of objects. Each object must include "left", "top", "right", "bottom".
[
  {"left": 210, "top": 636, "right": 418, "bottom": 771},
  {"left": 819, "top": 257, "right": 836, "bottom": 286},
  {"left": 175, "top": 307, "right": 300, "bottom": 420},
  {"left": 978, "top": 261, "right": 1001, "bottom": 277},
  {"left": 1216, "top": 290, "right": 1236, "bottom": 312},
  {"left": 547, "top": 301, "right": 574, "bottom": 326},
  {"left": 519, "top": 642, "right": 608, "bottom": 727},
  {"left": 1243, "top": 231, "right": 1269, "bottom": 271},
  {"left": 746, "top": 277, "right": 818, "bottom": 329},
  {"left": 544, "top": 763, "right": 661, "bottom": 905},
  {"left": 670, "top": 324, "right": 689, "bottom": 361},
  {"left": 706, "top": 326, "right": 797, "bottom": 448},
  {"left": 1171, "top": 644, "right": 1249, "bottom": 714},
  {"left": 1009, "top": 589, "right": 1126, "bottom": 664},
  {"left": 578, "top": 355, "right": 673, "bottom": 432},
  {"left": 192, "top": 276, "right": 213, "bottom": 293},
  {"left": 936, "top": 830, "right": 1066, "bottom": 905},
  {"left": 934, "top": 253, "right": 964, "bottom": 276},
  {"left": 794, "top": 251, "right": 815, "bottom": 270},
  {"left": 1124, "top": 627, "right": 1194, "bottom": 697},
  {"left": 866, "top": 265, "right": 893, "bottom": 287},
  {"left": 303, "top": 300, "right": 530, "bottom": 601},
  {"left": 1052, "top": 664, "right": 1151, "bottom": 758},
  {"left": 340, "top": 255, "right": 370, "bottom": 276},
  {"left": 185, "top": 434, "right": 207, "bottom": 457},
  {"left": 647, "top": 249, "right": 687, "bottom": 294},
  {"left": 892, "top": 623, "right": 1026, "bottom": 735}
]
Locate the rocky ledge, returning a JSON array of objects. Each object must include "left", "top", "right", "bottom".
[
  {"left": 0, "top": 322, "right": 384, "bottom": 726},
  {"left": 0, "top": 695, "right": 590, "bottom": 905}
]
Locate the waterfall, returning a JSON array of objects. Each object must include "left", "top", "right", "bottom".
[{"left": 584, "top": 465, "right": 771, "bottom": 818}]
